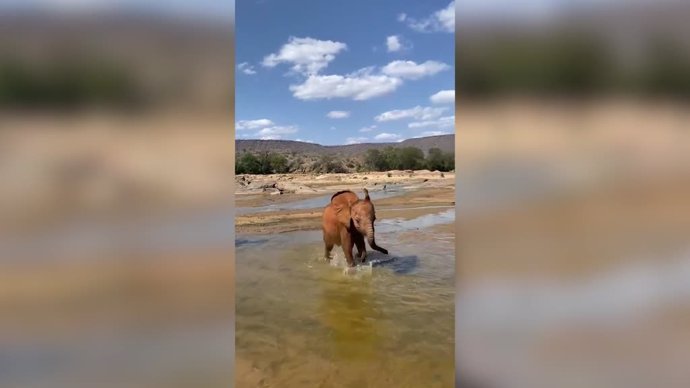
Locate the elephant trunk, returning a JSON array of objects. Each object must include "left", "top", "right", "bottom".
[{"left": 365, "top": 223, "right": 388, "bottom": 255}]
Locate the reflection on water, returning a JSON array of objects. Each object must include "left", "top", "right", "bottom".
[
  {"left": 317, "top": 282, "right": 384, "bottom": 361},
  {"left": 378, "top": 209, "right": 455, "bottom": 233},
  {"left": 235, "top": 238, "right": 269, "bottom": 247},
  {"left": 236, "top": 211, "right": 455, "bottom": 387},
  {"left": 236, "top": 209, "right": 457, "bottom": 248}
]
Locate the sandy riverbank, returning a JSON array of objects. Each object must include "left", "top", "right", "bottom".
[{"left": 234, "top": 170, "right": 455, "bottom": 234}]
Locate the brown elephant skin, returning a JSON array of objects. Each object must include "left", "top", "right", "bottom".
[{"left": 322, "top": 188, "right": 388, "bottom": 267}]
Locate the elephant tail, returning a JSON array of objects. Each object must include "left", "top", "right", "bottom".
[{"left": 363, "top": 188, "right": 370, "bottom": 201}]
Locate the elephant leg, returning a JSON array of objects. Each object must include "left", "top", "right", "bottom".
[
  {"left": 340, "top": 230, "right": 355, "bottom": 267},
  {"left": 324, "top": 242, "right": 334, "bottom": 260},
  {"left": 354, "top": 233, "right": 366, "bottom": 263}
]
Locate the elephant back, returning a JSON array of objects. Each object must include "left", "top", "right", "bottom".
[{"left": 330, "top": 190, "right": 359, "bottom": 207}]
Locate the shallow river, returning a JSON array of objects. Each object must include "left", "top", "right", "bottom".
[
  {"left": 235, "top": 184, "right": 409, "bottom": 215},
  {"left": 236, "top": 210, "right": 456, "bottom": 387}
]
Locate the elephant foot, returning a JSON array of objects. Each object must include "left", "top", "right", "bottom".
[{"left": 343, "top": 267, "right": 357, "bottom": 275}]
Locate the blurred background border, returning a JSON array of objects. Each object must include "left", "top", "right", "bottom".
[
  {"left": 0, "top": 1, "right": 236, "bottom": 387},
  {"left": 455, "top": 1, "right": 690, "bottom": 387}
]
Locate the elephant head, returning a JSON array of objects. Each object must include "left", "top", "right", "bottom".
[{"left": 346, "top": 188, "right": 388, "bottom": 255}]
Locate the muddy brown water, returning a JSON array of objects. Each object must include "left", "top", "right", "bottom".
[{"left": 236, "top": 209, "right": 456, "bottom": 387}]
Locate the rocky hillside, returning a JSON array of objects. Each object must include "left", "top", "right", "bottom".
[{"left": 235, "top": 134, "right": 455, "bottom": 157}]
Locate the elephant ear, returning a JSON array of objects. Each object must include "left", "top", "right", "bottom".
[{"left": 333, "top": 202, "right": 352, "bottom": 227}]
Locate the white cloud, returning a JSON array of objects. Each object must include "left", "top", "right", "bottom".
[
  {"left": 256, "top": 125, "right": 298, "bottom": 140},
  {"left": 386, "top": 35, "right": 402, "bottom": 52},
  {"left": 238, "top": 62, "right": 256, "bottom": 75},
  {"left": 381, "top": 60, "right": 450, "bottom": 80},
  {"left": 375, "top": 106, "right": 448, "bottom": 122},
  {"left": 290, "top": 67, "right": 403, "bottom": 101},
  {"left": 326, "top": 110, "right": 350, "bottom": 119},
  {"left": 346, "top": 136, "right": 368, "bottom": 145},
  {"left": 236, "top": 119, "right": 274, "bottom": 130},
  {"left": 404, "top": 1, "right": 455, "bottom": 33},
  {"left": 408, "top": 115, "right": 455, "bottom": 129},
  {"left": 262, "top": 36, "right": 347, "bottom": 76},
  {"left": 419, "top": 131, "right": 451, "bottom": 137},
  {"left": 295, "top": 138, "right": 315, "bottom": 143},
  {"left": 430, "top": 89, "right": 455, "bottom": 104},
  {"left": 374, "top": 132, "right": 402, "bottom": 141},
  {"left": 397, "top": 13, "right": 407, "bottom": 22},
  {"left": 282, "top": 56, "right": 446, "bottom": 101},
  {"left": 237, "top": 119, "right": 302, "bottom": 140},
  {"left": 359, "top": 125, "right": 377, "bottom": 133},
  {"left": 435, "top": 1, "right": 456, "bottom": 31}
]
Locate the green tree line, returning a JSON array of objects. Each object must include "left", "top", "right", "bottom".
[
  {"left": 235, "top": 147, "right": 454, "bottom": 175},
  {"left": 364, "top": 147, "right": 454, "bottom": 172},
  {"left": 235, "top": 151, "right": 289, "bottom": 174}
]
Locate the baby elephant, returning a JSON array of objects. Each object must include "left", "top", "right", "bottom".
[{"left": 322, "top": 188, "right": 388, "bottom": 267}]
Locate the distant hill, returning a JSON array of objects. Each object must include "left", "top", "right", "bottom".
[
  {"left": 235, "top": 134, "right": 456, "bottom": 174},
  {"left": 235, "top": 134, "right": 455, "bottom": 157}
]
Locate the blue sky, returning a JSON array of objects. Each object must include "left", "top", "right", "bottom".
[{"left": 235, "top": 0, "right": 455, "bottom": 145}]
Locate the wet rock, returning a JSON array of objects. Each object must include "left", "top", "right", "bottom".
[
  {"left": 274, "top": 182, "right": 317, "bottom": 194},
  {"left": 244, "top": 180, "right": 281, "bottom": 192},
  {"left": 265, "top": 188, "right": 282, "bottom": 195}
]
